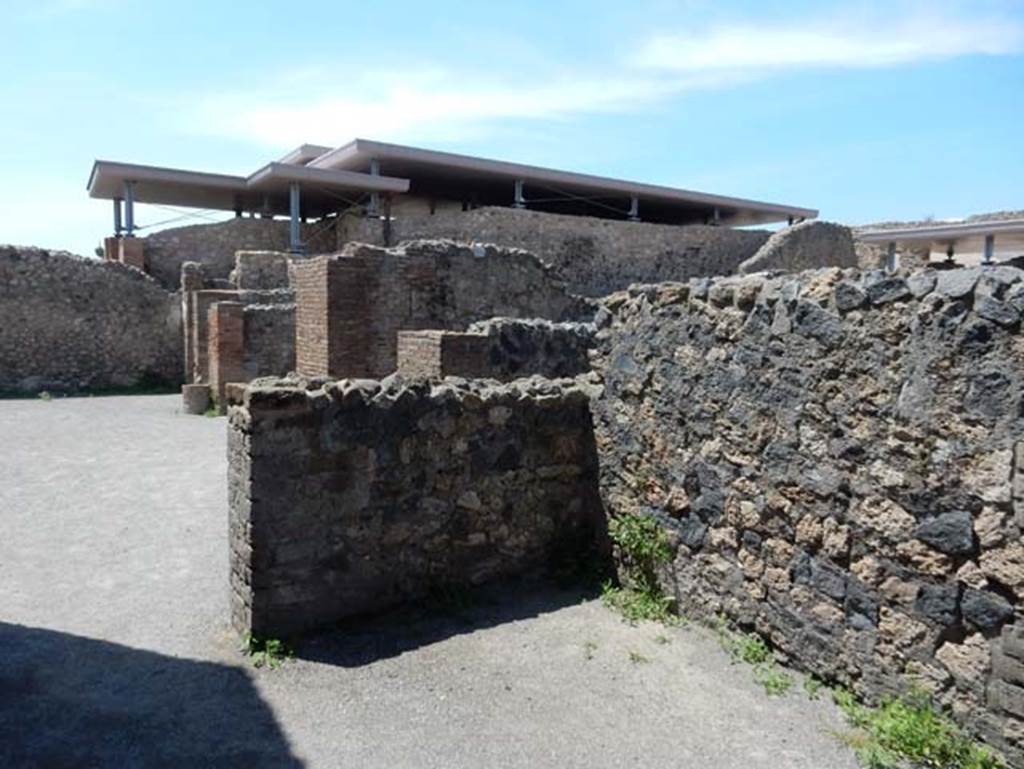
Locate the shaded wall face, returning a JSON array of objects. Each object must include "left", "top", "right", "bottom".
[
  {"left": 0, "top": 246, "right": 182, "bottom": 394},
  {"left": 338, "top": 206, "right": 771, "bottom": 298},
  {"left": 228, "top": 379, "right": 602, "bottom": 638},
  {"left": 590, "top": 266, "right": 1024, "bottom": 765}
]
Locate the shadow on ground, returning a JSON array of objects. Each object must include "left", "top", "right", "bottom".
[
  {"left": 296, "top": 576, "right": 600, "bottom": 668},
  {"left": 0, "top": 622, "right": 303, "bottom": 768}
]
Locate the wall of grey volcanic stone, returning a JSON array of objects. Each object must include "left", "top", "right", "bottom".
[
  {"left": 145, "top": 218, "right": 336, "bottom": 289},
  {"left": 0, "top": 246, "right": 182, "bottom": 393},
  {"left": 339, "top": 206, "right": 772, "bottom": 297},
  {"left": 465, "top": 318, "right": 596, "bottom": 380},
  {"left": 228, "top": 376, "right": 602, "bottom": 637},
  {"left": 590, "top": 265, "right": 1024, "bottom": 764}
]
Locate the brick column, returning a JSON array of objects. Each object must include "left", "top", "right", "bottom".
[
  {"left": 103, "top": 236, "right": 120, "bottom": 261},
  {"left": 118, "top": 237, "right": 145, "bottom": 271},
  {"left": 294, "top": 255, "right": 375, "bottom": 378},
  {"left": 180, "top": 263, "right": 205, "bottom": 383},
  {"left": 208, "top": 302, "right": 246, "bottom": 407}
]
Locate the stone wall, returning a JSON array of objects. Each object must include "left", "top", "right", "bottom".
[
  {"left": 144, "top": 218, "right": 336, "bottom": 289},
  {"left": 229, "top": 251, "right": 294, "bottom": 290},
  {"left": 243, "top": 304, "right": 295, "bottom": 380},
  {"left": 293, "top": 240, "right": 591, "bottom": 379},
  {"left": 339, "top": 206, "right": 772, "bottom": 297},
  {"left": 590, "top": 265, "right": 1024, "bottom": 764},
  {"left": 0, "top": 246, "right": 181, "bottom": 393},
  {"left": 396, "top": 320, "right": 594, "bottom": 381},
  {"left": 736, "top": 220, "right": 857, "bottom": 274},
  {"left": 183, "top": 287, "right": 293, "bottom": 385},
  {"left": 465, "top": 318, "right": 595, "bottom": 380},
  {"left": 228, "top": 376, "right": 602, "bottom": 637}
]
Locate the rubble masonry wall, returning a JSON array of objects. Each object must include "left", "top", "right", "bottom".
[{"left": 590, "top": 265, "right": 1024, "bottom": 763}]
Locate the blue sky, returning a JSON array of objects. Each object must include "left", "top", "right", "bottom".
[{"left": 2, "top": 0, "right": 1022, "bottom": 256}]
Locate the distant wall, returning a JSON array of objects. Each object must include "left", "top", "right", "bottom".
[
  {"left": 591, "top": 265, "right": 1024, "bottom": 765},
  {"left": 339, "top": 206, "right": 772, "bottom": 297},
  {"left": 0, "top": 246, "right": 181, "bottom": 393},
  {"left": 737, "top": 220, "right": 857, "bottom": 274},
  {"left": 144, "top": 219, "right": 336, "bottom": 289},
  {"left": 229, "top": 251, "right": 294, "bottom": 290},
  {"left": 228, "top": 376, "right": 602, "bottom": 637},
  {"left": 293, "top": 240, "right": 592, "bottom": 379}
]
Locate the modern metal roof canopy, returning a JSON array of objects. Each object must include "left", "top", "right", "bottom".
[
  {"left": 87, "top": 159, "right": 409, "bottom": 219},
  {"left": 310, "top": 139, "right": 818, "bottom": 226}
]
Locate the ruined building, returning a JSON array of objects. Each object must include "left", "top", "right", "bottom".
[{"left": 2, "top": 140, "right": 1021, "bottom": 765}]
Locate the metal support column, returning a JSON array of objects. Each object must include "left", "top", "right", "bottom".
[
  {"left": 711, "top": 207, "right": 721, "bottom": 226},
  {"left": 983, "top": 234, "right": 995, "bottom": 265},
  {"left": 382, "top": 193, "right": 393, "bottom": 247},
  {"left": 886, "top": 241, "right": 897, "bottom": 272},
  {"left": 289, "top": 182, "right": 303, "bottom": 254},
  {"left": 123, "top": 181, "right": 136, "bottom": 236},
  {"left": 513, "top": 179, "right": 526, "bottom": 209},
  {"left": 628, "top": 194, "right": 640, "bottom": 222},
  {"left": 113, "top": 198, "right": 123, "bottom": 237},
  {"left": 368, "top": 158, "right": 380, "bottom": 217}
]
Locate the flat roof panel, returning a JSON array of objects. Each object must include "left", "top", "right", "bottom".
[{"left": 311, "top": 138, "right": 817, "bottom": 224}]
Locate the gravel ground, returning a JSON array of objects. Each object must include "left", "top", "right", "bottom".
[{"left": 0, "top": 394, "right": 860, "bottom": 768}]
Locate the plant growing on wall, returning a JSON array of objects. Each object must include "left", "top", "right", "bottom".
[{"left": 601, "top": 513, "right": 677, "bottom": 624}]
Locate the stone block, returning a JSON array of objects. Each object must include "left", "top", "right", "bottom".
[
  {"left": 914, "top": 510, "right": 975, "bottom": 555},
  {"left": 181, "top": 383, "right": 211, "bottom": 415}
]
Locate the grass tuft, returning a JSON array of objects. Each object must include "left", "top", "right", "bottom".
[
  {"left": 244, "top": 634, "right": 293, "bottom": 670},
  {"left": 715, "top": 619, "right": 792, "bottom": 697},
  {"left": 832, "top": 688, "right": 1002, "bottom": 769}
]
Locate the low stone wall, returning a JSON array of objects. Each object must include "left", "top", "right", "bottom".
[
  {"left": 0, "top": 246, "right": 182, "bottom": 393},
  {"left": 228, "top": 376, "right": 602, "bottom": 637},
  {"left": 590, "top": 265, "right": 1024, "bottom": 764},
  {"left": 292, "top": 240, "right": 592, "bottom": 380},
  {"left": 396, "top": 320, "right": 594, "bottom": 381},
  {"left": 340, "top": 206, "right": 772, "bottom": 297},
  {"left": 737, "top": 220, "right": 857, "bottom": 274}
]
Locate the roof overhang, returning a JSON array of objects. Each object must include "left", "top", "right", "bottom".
[
  {"left": 859, "top": 218, "right": 1024, "bottom": 243},
  {"left": 87, "top": 159, "right": 409, "bottom": 218},
  {"left": 310, "top": 138, "right": 818, "bottom": 226}
]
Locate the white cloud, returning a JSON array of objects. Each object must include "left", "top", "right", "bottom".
[
  {"left": 634, "top": 11, "right": 1024, "bottom": 72},
  {"left": 187, "top": 69, "right": 688, "bottom": 149},
  {"left": 182, "top": 6, "right": 1023, "bottom": 150}
]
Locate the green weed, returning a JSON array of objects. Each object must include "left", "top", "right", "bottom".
[
  {"left": 832, "top": 688, "right": 1002, "bottom": 769},
  {"left": 603, "top": 514, "right": 677, "bottom": 625},
  {"left": 628, "top": 650, "right": 651, "bottom": 665},
  {"left": 245, "top": 634, "right": 293, "bottom": 670},
  {"left": 803, "top": 675, "right": 824, "bottom": 700},
  {"left": 716, "top": 621, "right": 792, "bottom": 697}
]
